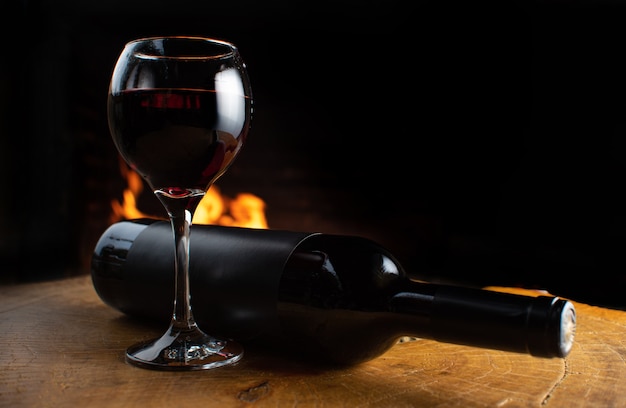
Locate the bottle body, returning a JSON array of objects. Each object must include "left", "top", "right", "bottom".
[{"left": 91, "top": 219, "right": 576, "bottom": 365}]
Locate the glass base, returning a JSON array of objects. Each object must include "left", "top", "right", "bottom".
[{"left": 125, "top": 325, "right": 243, "bottom": 371}]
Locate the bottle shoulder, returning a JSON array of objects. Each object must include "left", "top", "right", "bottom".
[{"left": 279, "top": 233, "right": 413, "bottom": 308}]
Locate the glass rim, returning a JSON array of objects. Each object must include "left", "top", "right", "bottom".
[{"left": 125, "top": 36, "right": 238, "bottom": 60}]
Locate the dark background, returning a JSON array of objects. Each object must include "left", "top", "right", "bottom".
[{"left": 1, "top": 0, "right": 625, "bottom": 309}]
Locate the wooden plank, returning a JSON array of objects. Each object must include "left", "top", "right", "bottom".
[{"left": 1, "top": 276, "right": 625, "bottom": 407}]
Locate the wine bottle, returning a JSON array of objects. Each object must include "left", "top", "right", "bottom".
[{"left": 91, "top": 219, "right": 576, "bottom": 365}]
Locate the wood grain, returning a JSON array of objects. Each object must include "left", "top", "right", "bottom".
[{"left": 1, "top": 276, "right": 625, "bottom": 407}]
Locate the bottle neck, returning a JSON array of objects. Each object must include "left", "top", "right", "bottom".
[
  {"left": 390, "top": 280, "right": 575, "bottom": 358},
  {"left": 384, "top": 279, "right": 438, "bottom": 337}
]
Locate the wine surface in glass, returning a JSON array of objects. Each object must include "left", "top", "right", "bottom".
[{"left": 108, "top": 88, "right": 250, "bottom": 192}]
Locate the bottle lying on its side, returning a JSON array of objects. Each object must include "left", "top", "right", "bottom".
[{"left": 91, "top": 218, "right": 576, "bottom": 365}]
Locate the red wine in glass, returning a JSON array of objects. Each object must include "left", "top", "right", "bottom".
[{"left": 108, "top": 88, "right": 250, "bottom": 193}]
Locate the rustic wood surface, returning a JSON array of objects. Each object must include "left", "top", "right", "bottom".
[{"left": 1, "top": 275, "right": 625, "bottom": 407}]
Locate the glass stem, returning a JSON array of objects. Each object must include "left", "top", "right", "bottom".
[{"left": 169, "top": 208, "right": 197, "bottom": 332}]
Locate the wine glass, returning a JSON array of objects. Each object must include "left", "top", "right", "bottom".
[{"left": 107, "top": 36, "right": 252, "bottom": 370}]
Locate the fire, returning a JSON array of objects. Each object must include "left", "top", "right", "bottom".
[{"left": 110, "top": 160, "right": 269, "bottom": 229}]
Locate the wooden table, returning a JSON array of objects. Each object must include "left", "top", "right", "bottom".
[{"left": 1, "top": 276, "right": 625, "bottom": 407}]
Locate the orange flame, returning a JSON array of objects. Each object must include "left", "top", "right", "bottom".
[{"left": 110, "top": 160, "right": 268, "bottom": 229}]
